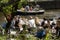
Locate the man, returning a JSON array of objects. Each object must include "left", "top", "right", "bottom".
[
  {"left": 55, "top": 19, "right": 60, "bottom": 38},
  {"left": 5, "top": 14, "right": 12, "bottom": 33},
  {"left": 33, "top": 4, "right": 40, "bottom": 11},
  {"left": 36, "top": 27, "right": 46, "bottom": 39},
  {"left": 25, "top": 5, "right": 29, "bottom": 11},
  {"left": 28, "top": 16, "right": 36, "bottom": 34},
  {"left": 10, "top": 16, "right": 17, "bottom": 29},
  {"left": 20, "top": 7, "right": 25, "bottom": 11},
  {"left": 28, "top": 16, "right": 36, "bottom": 28}
]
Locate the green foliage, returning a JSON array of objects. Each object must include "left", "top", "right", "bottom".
[
  {"left": 18, "top": 0, "right": 27, "bottom": 9},
  {"left": 2, "top": 5, "right": 13, "bottom": 14},
  {"left": 16, "top": 34, "right": 37, "bottom": 40},
  {"left": 0, "top": 35, "right": 6, "bottom": 40},
  {"left": 18, "top": 1, "right": 22, "bottom": 9},
  {"left": 0, "top": 0, "right": 28, "bottom": 14},
  {"left": 0, "top": 0, "right": 9, "bottom": 3}
]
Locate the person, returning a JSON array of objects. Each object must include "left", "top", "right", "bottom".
[
  {"left": 25, "top": 5, "right": 29, "bottom": 11},
  {"left": 14, "top": 16, "right": 19, "bottom": 31},
  {"left": 28, "top": 16, "right": 36, "bottom": 28},
  {"left": 28, "top": 16, "right": 36, "bottom": 34},
  {"left": 41, "top": 18, "right": 48, "bottom": 29},
  {"left": 36, "top": 4, "right": 40, "bottom": 9},
  {"left": 1, "top": 17, "right": 7, "bottom": 29},
  {"left": 29, "top": 6, "right": 33, "bottom": 11},
  {"left": 25, "top": 18, "right": 29, "bottom": 25},
  {"left": 6, "top": 14, "right": 12, "bottom": 22},
  {"left": 35, "top": 17, "right": 40, "bottom": 26},
  {"left": 20, "top": 7, "right": 25, "bottom": 11},
  {"left": 5, "top": 14, "right": 12, "bottom": 33},
  {"left": 19, "top": 17, "right": 25, "bottom": 25},
  {"left": 55, "top": 19, "right": 60, "bottom": 38},
  {"left": 36, "top": 27, "right": 46, "bottom": 39},
  {"left": 18, "top": 17, "right": 29, "bottom": 33},
  {"left": 41, "top": 18, "right": 47, "bottom": 26},
  {"left": 33, "top": 4, "right": 40, "bottom": 11},
  {"left": 10, "top": 16, "right": 17, "bottom": 29},
  {"left": 18, "top": 22, "right": 23, "bottom": 33},
  {"left": 51, "top": 27, "right": 56, "bottom": 38}
]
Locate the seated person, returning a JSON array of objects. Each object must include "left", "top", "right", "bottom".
[
  {"left": 20, "top": 7, "right": 25, "bottom": 11},
  {"left": 35, "top": 27, "right": 46, "bottom": 39}
]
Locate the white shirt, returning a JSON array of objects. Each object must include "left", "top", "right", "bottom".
[
  {"left": 39, "top": 19, "right": 44, "bottom": 25},
  {"left": 20, "top": 27, "right": 23, "bottom": 31},
  {"left": 19, "top": 19, "right": 25, "bottom": 25},
  {"left": 28, "top": 19, "right": 36, "bottom": 27},
  {"left": 52, "top": 27, "right": 56, "bottom": 33},
  {"left": 44, "top": 20, "right": 48, "bottom": 24},
  {"left": 50, "top": 21, "right": 53, "bottom": 25},
  {"left": 53, "top": 19, "right": 57, "bottom": 24}
]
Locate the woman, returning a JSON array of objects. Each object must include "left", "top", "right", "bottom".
[{"left": 35, "top": 17, "right": 40, "bottom": 27}]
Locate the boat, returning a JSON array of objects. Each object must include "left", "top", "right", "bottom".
[{"left": 15, "top": 10, "right": 45, "bottom": 16}]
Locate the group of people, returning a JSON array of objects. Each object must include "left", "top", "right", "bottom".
[
  {"left": 0, "top": 14, "right": 60, "bottom": 39},
  {"left": 9, "top": 15, "right": 60, "bottom": 39},
  {"left": 20, "top": 4, "right": 40, "bottom": 11}
]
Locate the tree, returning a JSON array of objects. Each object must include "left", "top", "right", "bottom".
[
  {"left": 0, "top": 0, "right": 28, "bottom": 16},
  {"left": 0, "top": 0, "right": 28, "bottom": 33}
]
